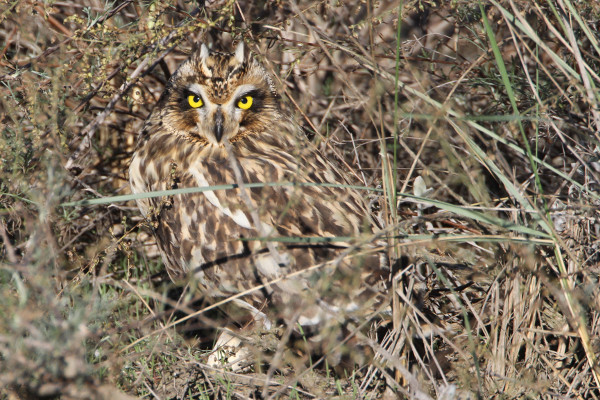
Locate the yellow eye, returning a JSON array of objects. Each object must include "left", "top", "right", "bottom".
[
  {"left": 188, "top": 94, "right": 203, "bottom": 108},
  {"left": 237, "top": 95, "right": 253, "bottom": 110}
]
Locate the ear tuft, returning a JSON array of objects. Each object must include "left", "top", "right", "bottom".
[{"left": 234, "top": 41, "right": 245, "bottom": 63}]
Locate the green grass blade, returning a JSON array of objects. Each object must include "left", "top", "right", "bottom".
[{"left": 60, "top": 182, "right": 381, "bottom": 207}]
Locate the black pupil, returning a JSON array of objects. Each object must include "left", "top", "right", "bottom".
[
  {"left": 240, "top": 97, "right": 248, "bottom": 104},
  {"left": 193, "top": 95, "right": 200, "bottom": 103}
]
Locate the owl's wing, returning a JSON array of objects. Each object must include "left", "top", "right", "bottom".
[{"left": 232, "top": 146, "right": 390, "bottom": 327}]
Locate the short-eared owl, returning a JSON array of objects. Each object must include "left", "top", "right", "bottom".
[{"left": 129, "top": 42, "right": 389, "bottom": 337}]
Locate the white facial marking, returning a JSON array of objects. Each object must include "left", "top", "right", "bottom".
[
  {"left": 232, "top": 84, "right": 258, "bottom": 99},
  {"left": 187, "top": 83, "right": 210, "bottom": 102},
  {"left": 186, "top": 83, "right": 259, "bottom": 144}
]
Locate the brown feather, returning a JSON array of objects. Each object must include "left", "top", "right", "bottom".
[{"left": 129, "top": 44, "right": 389, "bottom": 331}]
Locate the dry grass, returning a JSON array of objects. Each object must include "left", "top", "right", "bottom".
[{"left": 1, "top": 0, "right": 600, "bottom": 398}]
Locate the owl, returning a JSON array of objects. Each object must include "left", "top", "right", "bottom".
[{"left": 129, "top": 42, "right": 390, "bottom": 359}]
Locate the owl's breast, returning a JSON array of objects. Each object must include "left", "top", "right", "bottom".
[{"left": 129, "top": 132, "right": 379, "bottom": 309}]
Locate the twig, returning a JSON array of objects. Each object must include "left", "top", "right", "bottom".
[
  {"left": 340, "top": 121, "right": 368, "bottom": 185},
  {"left": 65, "top": 56, "right": 150, "bottom": 173},
  {"left": 65, "top": 7, "right": 203, "bottom": 173},
  {"left": 0, "top": 219, "right": 17, "bottom": 264},
  {"left": 1, "top": 1, "right": 134, "bottom": 77}
]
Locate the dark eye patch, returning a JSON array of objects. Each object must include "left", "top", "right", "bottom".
[
  {"left": 181, "top": 90, "right": 203, "bottom": 109},
  {"left": 238, "top": 89, "right": 262, "bottom": 101},
  {"left": 238, "top": 90, "right": 267, "bottom": 127},
  {"left": 237, "top": 89, "right": 265, "bottom": 109}
]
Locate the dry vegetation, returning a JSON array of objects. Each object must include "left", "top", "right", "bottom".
[{"left": 1, "top": 0, "right": 600, "bottom": 398}]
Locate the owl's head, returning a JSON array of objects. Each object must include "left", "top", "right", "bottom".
[{"left": 157, "top": 42, "right": 282, "bottom": 145}]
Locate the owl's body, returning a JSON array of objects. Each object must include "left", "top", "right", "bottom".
[{"left": 129, "top": 43, "right": 388, "bottom": 332}]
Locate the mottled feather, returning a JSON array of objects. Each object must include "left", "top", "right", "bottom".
[{"left": 129, "top": 43, "right": 389, "bottom": 330}]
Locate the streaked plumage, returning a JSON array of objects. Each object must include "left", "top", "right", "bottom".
[{"left": 129, "top": 42, "right": 389, "bottom": 338}]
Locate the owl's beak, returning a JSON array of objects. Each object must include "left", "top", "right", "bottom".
[{"left": 214, "top": 107, "right": 224, "bottom": 142}]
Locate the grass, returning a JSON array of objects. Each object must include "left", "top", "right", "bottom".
[{"left": 1, "top": 0, "right": 600, "bottom": 398}]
